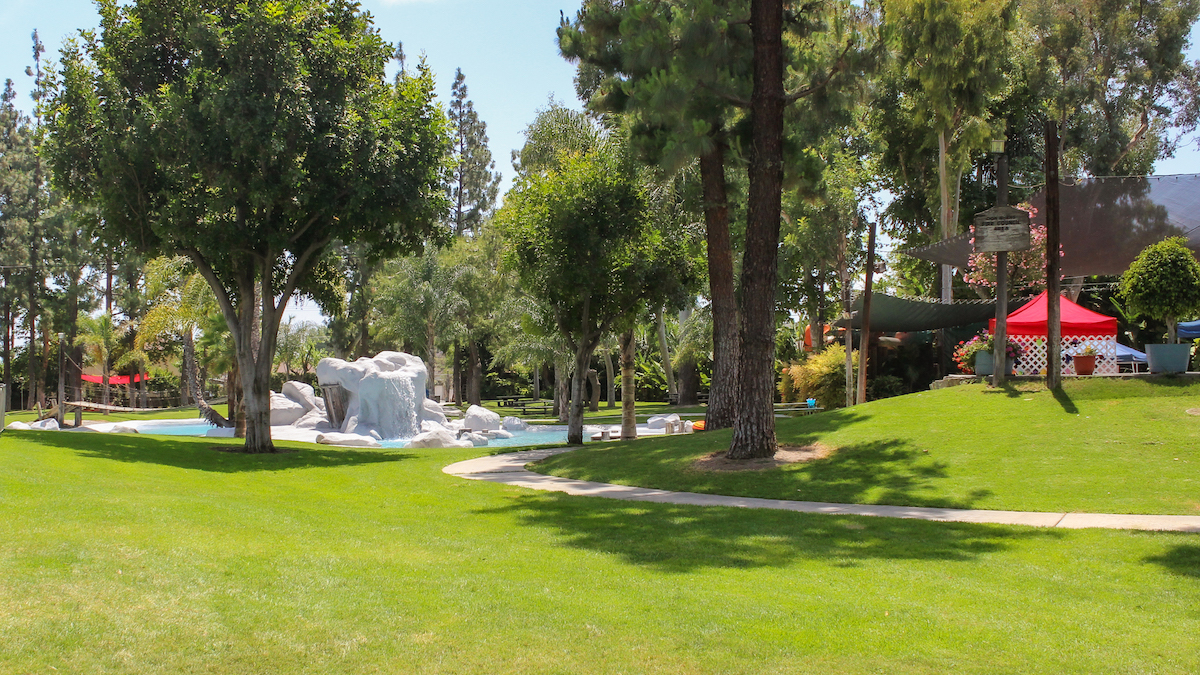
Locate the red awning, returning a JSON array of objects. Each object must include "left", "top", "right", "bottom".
[
  {"left": 990, "top": 291, "right": 1118, "bottom": 337},
  {"left": 81, "top": 373, "right": 151, "bottom": 385}
]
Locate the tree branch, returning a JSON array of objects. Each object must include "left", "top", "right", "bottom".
[{"left": 784, "top": 37, "right": 854, "bottom": 103}]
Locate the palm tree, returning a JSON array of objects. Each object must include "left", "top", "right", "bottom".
[
  {"left": 75, "top": 312, "right": 118, "bottom": 410},
  {"left": 138, "top": 256, "right": 215, "bottom": 405}
]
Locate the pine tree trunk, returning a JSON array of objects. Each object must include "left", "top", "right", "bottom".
[
  {"left": 728, "top": 0, "right": 784, "bottom": 460},
  {"left": 619, "top": 329, "right": 637, "bottom": 440},
  {"left": 452, "top": 341, "right": 463, "bottom": 404},
  {"left": 677, "top": 356, "right": 699, "bottom": 406},
  {"left": 604, "top": 351, "right": 616, "bottom": 408},
  {"left": 2, "top": 283, "right": 11, "bottom": 411},
  {"left": 699, "top": 143, "right": 739, "bottom": 430}
]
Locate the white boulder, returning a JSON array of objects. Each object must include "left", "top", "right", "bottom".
[
  {"left": 647, "top": 413, "right": 681, "bottom": 430},
  {"left": 110, "top": 423, "right": 139, "bottom": 434},
  {"left": 316, "top": 351, "right": 428, "bottom": 439},
  {"left": 269, "top": 391, "right": 307, "bottom": 426},
  {"left": 29, "top": 418, "right": 60, "bottom": 431},
  {"left": 281, "top": 381, "right": 320, "bottom": 411},
  {"left": 488, "top": 429, "right": 514, "bottom": 439},
  {"left": 421, "top": 398, "right": 448, "bottom": 426},
  {"left": 315, "top": 432, "right": 381, "bottom": 448},
  {"left": 205, "top": 427, "right": 236, "bottom": 438},
  {"left": 501, "top": 416, "right": 527, "bottom": 431},
  {"left": 404, "top": 427, "right": 474, "bottom": 449},
  {"left": 461, "top": 431, "right": 490, "bottom": 447},
  {"left": 463, "top": 405, "right": 501, "bottom": 431},
  {"left": 6, "top": 421, "right": 31, "bottom": 431},
  {"left": 292, "top": 407, "right": 331, "bottom": 430}
]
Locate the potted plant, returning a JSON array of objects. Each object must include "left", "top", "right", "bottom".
[
  {"left": 954, "top": 332, "right": 1021, "bottom": 376},
  {"left": 1119, "top": 237, "right": 1200, "bottom": 373},
  {"left": 1073, "top": 345, "right": 1098, "bottom": 376}
]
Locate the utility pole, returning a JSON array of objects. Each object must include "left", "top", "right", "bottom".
[
  {"left": 1045, "top": 121, "right": 1062, "bottom": 389},
  {"left": 992, "top": 141, "right": 1010, "bottom": 386}
]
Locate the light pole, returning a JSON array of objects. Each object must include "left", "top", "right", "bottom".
[{"left": 990, "top": 138, "right": 1009, "bottom": 386}]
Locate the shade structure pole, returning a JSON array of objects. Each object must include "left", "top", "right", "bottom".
[
  {"left": 992, "top": 152, "right": 1010, "bottom": 386},
  {"left": 857, "top": 218, "right": 877, "bottom": 404},
  {"left": 57, "top": 333, "right": 65, "bottom": 427},
  {"left": 1045, "top": 120, "right": 1062, "bottom": 389}
]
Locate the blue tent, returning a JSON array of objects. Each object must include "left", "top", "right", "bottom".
[
  {"left": 1177, "top": 320, "right": 1200, "bottom": 340},
  {"left": 1115, "top": 343, "right": 1147, "bottom": 364}
]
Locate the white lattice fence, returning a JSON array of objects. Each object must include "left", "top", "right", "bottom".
[{"left": 1011, "top": 335, "right": 1118, "bottom": 376}]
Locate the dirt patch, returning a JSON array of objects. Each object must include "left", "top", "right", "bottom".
[{"left": 691, "top": 443, "right": 835, "bottom": 472}]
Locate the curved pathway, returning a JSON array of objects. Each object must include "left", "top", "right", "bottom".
[{"left": 444, "top": 449, "right": 1200, "bottom": 533}]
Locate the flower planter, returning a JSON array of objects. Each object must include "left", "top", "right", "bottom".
[
  {"left": 1073, "top": 354, "right": 1097, "bottom": 376},
  {"left": 1146, "top": 343, "right": 1192, "bottom": 374},
  {"left": 974, "top": 351, "right": 994, "bottom": 376}
]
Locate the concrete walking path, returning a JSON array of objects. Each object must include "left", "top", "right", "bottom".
[{"left": 443, "top": 449, "right": 1200, "bottom": 533}]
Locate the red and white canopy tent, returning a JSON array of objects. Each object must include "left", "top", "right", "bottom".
[
  {"left": 989, "top": 291, "right": 1119, "bottom": 375},
  {"left": 81, "top": 373, "right": 151, "bottom": 386}
]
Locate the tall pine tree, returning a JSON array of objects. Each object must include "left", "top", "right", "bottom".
[{"left": 447, "top": 69, "right": 500, "bottom": 236}]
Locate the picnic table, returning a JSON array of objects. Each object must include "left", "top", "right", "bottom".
[
  {"left": 496, "top": 395, "right": 522, "bottom": 407},
  {"left": 517, "top": 400, "right": 554, "bottom": 416}
]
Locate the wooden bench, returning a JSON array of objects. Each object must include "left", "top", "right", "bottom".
[{"left": 773, "top": 403, "right": 824, "bottom": 415}]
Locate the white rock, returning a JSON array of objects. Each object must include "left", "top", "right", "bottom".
[
  {"left": 647, "top": 413, "right": 681, "bottom": 430},
  {"left": 420, "top": 398, "right": 448, "bottom": 426},
  {"left": 404, "top": 427, "right": 474, "bottom": 449},
  {"left": 281, "top": 381, "right": 319, "bottom": 411},
  {"left": 463, "top": 405, "right": 501, "bottom": 431},
  {"left": 205, "top": 427, "right": 236, "bottom": 438},
  {"left": 270, "top": 391, "right": 307, "bottom": 426},
  {"left": 29, "top": 418, "right": 60, "bottom": 431},
  {"left": 292, "top": 407, "right": 329, "bottom": 430},
  {"left": 488, "top": 429, "right": 514, "bottom": 439},
  {"left": 6, "top": 421, "right": 31, "bottom": 431},
  {"left": 316, "top": 351, "right": 427, "bottom": 439},
  {"left": 501, "top": 416, "right": 527, "bottom": 431},
  {"left": 110, "top": 423, "right": 139, "bottom": 434},
  {"left": 368, "top": 429, "right": 382, "bottom": 440},
  {"left": 462, "top": 432, "right": 490, "bottom": 447},
  {"left": 315, "top": 432, "right": 381, "bottom": 448}
]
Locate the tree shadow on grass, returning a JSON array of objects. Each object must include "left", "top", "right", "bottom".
[
  {"left": 1145, "top": 543, "right": 1200, "bottom": 579},
  {"left": 14, "top": 431, "right": 414, "bottom": 473},
  {"left": 481, "top": 492, "right": 1060, "bottom": 573}
]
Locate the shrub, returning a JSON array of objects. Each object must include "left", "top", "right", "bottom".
[
  {"left": 783, "top": 345, "right": 858, "bottom": 409},
  {"left": 1119, "top": 237, "right": 1200, "bottom": 343},
  {"left": 867, "top": 374, "right": 905, "bottom": 401}
]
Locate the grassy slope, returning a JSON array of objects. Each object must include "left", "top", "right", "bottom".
[
  {"left": 537, "top": 379, "right": 1200, "bottom": 515},
  {"left": 0, "top": 430, "right": 1198, "bottom": 672}
]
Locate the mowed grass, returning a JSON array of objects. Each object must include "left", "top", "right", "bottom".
[
  {"left": 0, "top": 431, "right": 1198, "bottom": 672},
  {"left": 537, "top": 379, "right": 1200, "bottom": 515}
]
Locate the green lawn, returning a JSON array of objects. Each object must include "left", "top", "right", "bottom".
[
  {"left": 1, "top": 427, "right": 1199, "bottom": 672},
  {"left": 536, "top": 379, "right": 1200, "bottom": 515}
]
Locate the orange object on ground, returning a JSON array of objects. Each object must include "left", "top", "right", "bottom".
[{"left": 692, "top": 420, "right": 707, "bottom": 431}]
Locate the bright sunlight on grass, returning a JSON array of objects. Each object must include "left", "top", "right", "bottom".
[
  {"left": 535, "top": 379, "right": 1200, "bottom": 515},
  {"left": 2, "top": 421, "right": 1199, "bottom": 672}
]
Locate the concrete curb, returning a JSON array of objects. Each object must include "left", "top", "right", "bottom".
[{"left": 443, "top": 449, "right": 1200, "bottom": 533}]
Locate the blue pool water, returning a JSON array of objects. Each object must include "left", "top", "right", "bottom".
[{"left": 129, "top": 418, "right": 573, "bottom": 447}]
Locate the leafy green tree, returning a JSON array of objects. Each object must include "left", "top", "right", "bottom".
[
  {"left": 886, "top": 0, "right": 1014, "bottom": 301},
  {"left": 447, "top": 69, "right": 501, "bottom": 236},
  {"left": 1118, "top": 237, "right": 1200, "bottom": 344},
  {"left": 375, "top": 249, "right": 467, "bottom": 396},
  {"left": 1022, "top": 0, "right": 1200, "bottom": 176},
  {"left": 497, "top": 140, "right": 694, "bottom": 444},
  {"left": 48, "top": 0, "right": 451, "bottom": 452},
  {"left": 0, "top": 78, "right": 32, "bottom": 410}
]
